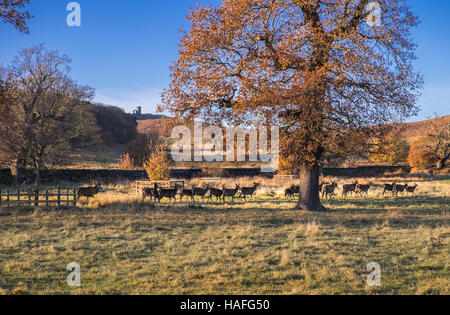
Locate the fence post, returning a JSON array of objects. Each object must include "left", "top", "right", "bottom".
[
  {"left": 46, "top": 189, "right": 49, "bottom": 207},
  {"left": 0, "top": 188, "right": 2, "bottom": 208},
  {"left": 34, "top": 189, "right": 39, "bottom": 207},
  {"left": 73, "top": 188, "right": 77, "bottom": 207},
  {"left": 27, "top": 189, "right": 31, "bottom": 207},
  {"left": 7, "top": 187, "right": 10, "bottom": 208},
  {"left": 17, "top": 186, "right": 21, "bottom": 207},
  {"left": 57, "top": 186, "right": 61, "bottom": 207}
]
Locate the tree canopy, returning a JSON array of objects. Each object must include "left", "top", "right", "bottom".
[{"left": 162, "top": 0, "right": 422, "bottom": 211}]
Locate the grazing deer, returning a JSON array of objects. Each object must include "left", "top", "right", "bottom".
[
  {"left": 155, "top": 184, "right": 180, "bottom": 203},
  {"left": 383, "top": 183, "right": 396, "bottom": 196},
  {"left": 322, "top": 182, "right": 338, "bottom": 199},
  {"left": 406, "top": 184, "right": 418, "bottom": 195},
  {"left": 192, "top": 185, "right": 210, "bottom": 202},
  {"left": 208, "top": 187, "right": 224, "bottom": 202},
  {"left": 356, "top": 182, "right": 373, "bottom": 196},
  {"left": 222, "top": 184, "right": 240, "bottom": 202},
  {"left": 342, "top": 180, "right": 359, "bottom": 198},
  {"left": 77, "top": 183, "right": 102, "bottom": 199},
  {"left": 240, "top": 183, "right": 260, "bottom": 200},
  {"left": 285, "top": 185, "right": 295, "bottom": 199}
]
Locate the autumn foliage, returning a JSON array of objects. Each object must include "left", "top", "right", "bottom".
[
  {"left": 161, "top": 0, "right": 422, "bottom": 211},
  {"left": 369, "top": 134, "right": 410, "bottom": 165},
  {"left": 408, "top": 138, "right": 439, "bottom": 170},
  {"left": 144, "top": 149, "right": 172, "bottom": 181}
]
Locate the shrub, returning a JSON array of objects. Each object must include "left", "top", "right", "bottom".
[
  {"left": 144, "top": 148, "right": 171, "bottom": 181},
  {"left": 408, "top": 139, "right": 438, "bottom": 170},
  {"left": 369, "top": 134, "right": 410, "bottom": 165},
  {"left": 126, "top": 133, "right": 164, "bottom": 167},
  {"left": 118, "top": 153, "right": 135, "bottom": 170}
]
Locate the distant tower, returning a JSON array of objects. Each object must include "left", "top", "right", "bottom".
[{"left": 133, "top": 106, "right": 142, "bottom": 116}]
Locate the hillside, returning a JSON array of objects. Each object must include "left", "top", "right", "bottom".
[{"left": 137, "top": 115, "right": 449, "bottom": 140}]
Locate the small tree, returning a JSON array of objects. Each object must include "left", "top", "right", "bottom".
[
  {"left": 118, "top": 153, "right": 135, "bottom": 170},
  {"left": 369, "top": 134, "right": 410, "bottom": 165},
  {"left": 144, "top": 148, "right": 171, "bottom": 181},
  {"left": 409, "top": 137, "right": 439, "bottom": 170}
]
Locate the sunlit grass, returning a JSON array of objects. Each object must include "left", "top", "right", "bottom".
[{"left": 0, "top": 180, "right": 448, "bottom": 295}]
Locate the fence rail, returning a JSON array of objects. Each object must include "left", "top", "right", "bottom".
[
  {"left": 0, "top": 186, "right": 77, "bottom": 208},
  {"left": 135, "top": 181, "right": 185, "bottom": 195},
  {"left": 274, "top": 175, "right": 299, "bottom": 180}
]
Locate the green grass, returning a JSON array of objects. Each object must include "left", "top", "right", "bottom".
[{"left": 0, "top": 188, "right": 448, "bottom": 295}]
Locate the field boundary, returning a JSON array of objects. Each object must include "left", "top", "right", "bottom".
[{"left": 0, "top": 186, "right": 77, "bottom": 208}]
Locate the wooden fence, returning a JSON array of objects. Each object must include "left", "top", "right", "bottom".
[
  {"left": 0, "top": 186, "right": 77, "bottom": 208},
  {"left": 135, "top": 180, "right": 185, "bottom": 195},
  {"left": 274, "top": 175, "right": 299, "bottom": 180}
]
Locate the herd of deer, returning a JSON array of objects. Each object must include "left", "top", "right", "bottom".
[
  {"left": 142, "top": 183, "right": 260, "bottom": 203},
  {"left": 284, "top": 180, "right": 419, "bottom": 200},
  {"left": 76, "top": 181, "right": 419, "bottom": 202}
]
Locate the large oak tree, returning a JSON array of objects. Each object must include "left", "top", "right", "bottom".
[{"left": 161, "top": 0, "right": 423, "bottom": 211}]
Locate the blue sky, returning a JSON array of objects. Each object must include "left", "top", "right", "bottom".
[{"left": 0, "top": 0, "right": 448, "bottom": 121}]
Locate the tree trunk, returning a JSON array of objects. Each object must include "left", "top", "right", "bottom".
[
  {"left": 11, "top": 157, "right": 25, "bottom": 185},
  {"left": 436, "top": 153, "right": 449, "bottom": 170},
  {"left": 297, "top": 164, "right": 324, "bottom": 212}
]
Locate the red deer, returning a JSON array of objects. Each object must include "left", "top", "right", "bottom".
[
  {"left": 343, "top": 180, "right": 359, "bottom": 198},
  {"left": 356, "top": 182, "right": 374, "bottom": 196},
  {"left": 179, "top": 187, "right": 195, "bottom": 202},
  {"left": 383, "top": 183, "right": 396, "bottom": 196},
  {"left": 208, "top": 187, "right": 223, "bottom": 202},
  {"left": 155, "top": 183, "right": 181, "bottom": 203},
  {"left": 322, "top": 182, "right": 338, "bottom": 199},
  {"left": 240, "top": 183, "right": 260, "bottom": 200},
  {"left": 77, "top": 184, "right": 102, "bottom": 199},
  {"left": 192, "top": 185, "right": 210, "bottom": 202},
  {"left": 223, "top": 184, "right": 240, "bottom": 202},
  {"left": 285, "top": 185, "right": 295, "bottom": 199},
  {"left": 142, "top": 183, "right": 158, "bottom": 201},
  {"left": 394, "top": 183, "right": 408, "bottom": 195},
  {"left": 406, "top": 184, "right": 418, "bottom": 195}
]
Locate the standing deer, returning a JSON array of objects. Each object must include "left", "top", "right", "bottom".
[
  {"left": 208, "top": 187, "right": 224, "bottom": 202},
  {"left": 285, "top": 185, "right": 295, "bottom": 199},
  {"left": 222, "top": 184, "right": 240, "bottom": 203},
  {"left": 240, "top": 183, "right": 260, "bottom": 200},
  {"left": 342, "top": 180, "right": 359, "bottom": 198},
  {"left": 155, "top": 183, "right": 180, "bottom": 203},
  {"left": 142, "top": 187, "right": 157, "bottom": 202},
  {"left": 192, "top": 185, "right": 210, "bottom": 202},
  {"left": 179, "top": 187, "right": 195, "bottom": 202},
  {"left": 356, "top": 182, "right": 373, "bottom": 196},
  {"left": 394, "top": 183, "right": 408, "bottom": 195},
  {"left": 383, "top": 183, "right": 396, "bottom": 196},
  {"left": 322, "top": 182, "right": 338, "bottom": 199},
  {"left": 406, "top": 184, "right": 418, "bottom": 195},
  {"left": 77, "top": 183, "right": 102, "bottom": 200}
]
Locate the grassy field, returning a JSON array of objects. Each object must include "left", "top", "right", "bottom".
[{"left": 0, "top": 180, "right": 448, "bottom": 295}]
